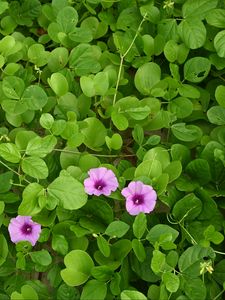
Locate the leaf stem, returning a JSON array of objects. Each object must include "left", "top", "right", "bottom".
[
  {"left": 53, "top": 148, "right": 135, "bottom": 158},
  {"left": 0, "top": 160, "right": 31, "bottom": 184},
  {"left": 113, "top": 13, "right": 147, "bottom": 106},
  {"left": 212, "top": 289, "right": 225, "bottom": 300}
]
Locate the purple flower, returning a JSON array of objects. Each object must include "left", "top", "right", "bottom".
[
  {"left": 84, "top": 167, "right": 119, "bottom": 196},
  {"left": 121, "top": 181, "right": 157, "bottom": 216},
  {"left": 8, "top": 216, "right": 41, "bottom": 246}
]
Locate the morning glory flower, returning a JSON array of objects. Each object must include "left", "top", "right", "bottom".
[
  {"left": 8, "top": 216, "right": 41, "bottom": 246},
  {"left": 121, "top": 181, "right": 157, "bottom": 216},
  {"left": 84, "top": 167, "right": 119, "bottom": 196}
]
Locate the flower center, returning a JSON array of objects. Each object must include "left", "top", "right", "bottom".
[
  {"left": 21, "top": 223, "right": 33, "bottom": 235},
  {"left": 94, "top": 180, "right": 106, "bottom": 190},
  {"left": 132, "top": 194, "right": 144, "bottom": 205}
]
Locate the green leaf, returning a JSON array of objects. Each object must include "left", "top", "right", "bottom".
[
  {"left": 178, "top": 20, "right": 206, "bottom": 49},
  {"left": 172, "top": 193, "right": 202, "bottom": 221},
  {"left": 132, "top": 125, "right": 144, "bottom": 145},
  {"left": 168, "top": 97, "right": 193, "bottom": 118},
  {"left": 204, "top": 225, "right": 224, "bottom": 245},
  {"left": 121, "top": 290, "right": 147, "bottom": 300},
  {"left": 0, "top": 143, "right": 21, "bottom": 163},
  {"left": 140, "top": 4, "right": 160, "bottom": 24},
  {"left": 28, "top": 44, "right": 49, "bottom": 67},
  {"left": 164, "top": 161, "right": 182, "bottom": 183},
  {"left": 143, "top": 147, "right": 170, "bottom": 169},
  {"left": 30, "top": 249, "right": 52, "bottom": 266},
  {"left": 21, "top": 85, "right": 48, "bottom": 110},
  {"left": 146, "top": 224, "right": 179, "bottom": 246},
  {"left": 105, "top": 221, "right": 130, "bottom": 238},
  {"left": 186, "top": 159, "right": 211, "bottom": 185},
  {"left": 207, "top": 106, "right": 225, "bottom": 125},
  {"left": 57, "top": 283, "right": 80, "bottom": 300},
  {"left": 132, "top": 239, "right": 146, "bottom": 262},
  {"left": 178, "top": 84, "right": 200, "bottom": 98},
  {"left": 57, "top": 6, "right": 78, "bottom": 33},
  {"left": 206, "top": 9, "right": 225, "bottom": 28},
  {"left": 133, "top": 213, "right": 147, "bottom": 239},
  {"left": 162, "top": 272, "right": 180, "bottom": 293},
  {"left": 69, "top": 27, "right": 93, "bottom": 43},
  {"left": 81, "top": 117, "right": 107, "bottom": 150},
  {"left": 151, "top": 250, "right": 168, "bottom": 274},
  {"left": 213, "top": 260, "right": 225, "bottom": 285},
  {"left": 61, "top": 250, "right": 94, "bottom": 286},
  {"left": 215, "top": 85, "right": 225, "bottom": 108},
  {"left": 0, "top": 2, "right": 8, "bottom": 15},
  {"left": 48, "top": 73, "right": 68, "bottom": 96},
  {"left": 40, "top": 113, "right": 54, "bottom": 130},
  {"left": 134, "top": 62, "right": 161, "bottom": 95},
  {"left": 0, "top": 234, "right": 8, "bottom": 266},
  {"left": 47, "top": 174, "right": 87, "bottom": 210},
  {"left": 105, "top": 133, "right": 123, "bottom": 150},
  {"left": 47, "top": 47, "right": 69, "bottom": 72},
  {"left": 18, "top": 183, "right": 43, "bottom": 216},
  {"left": 2, "top": 76, "right": 24, "bottom": 99},
  {"left": 178, "top": 245, "right": 215, "bottom": 276},
  {"left": 182, "top": 277, "right": 206, "bottom": 300},
  {"left": 171, "top": 144, "right": 191, "bottom": 167},
  {"left": 182, "top": 0, "right": 218, "bottom": 20},
  {"left": 52, "top": 234, "right": 68, "bottom": 256},
  {"left": 171, "top": 123, "right": 202, "bottom": 142},
  {"left": 214, "top": 30, "right": 225, "bottom": 58},
  {"left": 21, "top": 285, "right": 38, "bottom": 300},
  {"left": 21, "top": 156, "right": 48, "bottom": 179},
  {"left": 184, "top": 57, "right": 211, "bottom": 82},
  {"left": 111, "top": 112, "right": 128, "bottom": 131},
  {"left": 97, "top": 236, "right": 110, "bottom": 257},
  {"left": 69, "top": 44, "right": 101, "bottom": 76},
  {"left": 81, "top": 280, "right": 107, "bottom": 300},
  {"left": 0, "top": 171, "right": 13, "bottom": 193},
  {"left": 26, "top": 135, "right": 57, "bottom": 158},
  {"left": 135, "top": 159, "right": 162, "bottom": 179}
]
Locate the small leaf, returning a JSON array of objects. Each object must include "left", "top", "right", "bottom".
[
  {"left": 207, "top": 106, "right": 225, "bottom": 125},
  {"left": 133, "top": 213, "right": 147, "bottom": 239},
  {"left": 134, "top": 62, "right": 161, "bottom": 95},
  {"left": 105, "top": 221, "right": 130, "bottom": 238},
  {"left": 0, "top": 143, "right": 21, "bottom": 163},
  {"left": 30, "top": 249, "right": 52, "bottom": 266},
  {"left": 132, "top": 239, "right": 146, "bottom": 262},
  {"left": 81, "top": 280, "right": 107, "bottom": 300},
  {"left": 97, "top": 236, "right": 110, "bottom": 257},
  {"left": 162, "top": 272, "right": 180, "bottom": 293}
]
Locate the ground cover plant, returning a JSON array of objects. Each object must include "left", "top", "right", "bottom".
[{"left": 0, "top": 0, "right": 225, "bottom": 299}]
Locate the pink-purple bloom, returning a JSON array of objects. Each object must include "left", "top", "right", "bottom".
[
  {"left": 8, "top": 216, "right": 41, "bottom": 246},
  {"left": 84, "top": 167, "right": 119, "bottom": 196},
  {"left": 121, "top": 181, "right": 157, "bottom": 216}
]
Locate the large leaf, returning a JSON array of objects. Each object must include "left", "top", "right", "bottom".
[
  {"left": 178, "top": 245, "right": 215, "bottom": 276},
  {"left": 21, "top": 156, "right": 48, "bottom": 179},
  {"left": 47, "top": 174, "right": 87, "bottom": 210},
  {"left": 0, "top": 143, "right": 21, "bottom": 163},
  {"left": 182, "top": 0, "right": 218, "bottom": 20},
  {"left": 178, "top": 19, "right": 206, "bottom": 49},
  {"left": 61, "top": 250, "right": 94, "bottom": 286},
  {"left": 21, "top": 85, "right": 48, "bottom": 110},
  {"left": 26, "top": 135, "right": 57, "bottom": 158}
]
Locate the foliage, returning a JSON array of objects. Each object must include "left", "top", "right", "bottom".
[{"left": 0, "top": 0, "right": 224, "bottom": 299}]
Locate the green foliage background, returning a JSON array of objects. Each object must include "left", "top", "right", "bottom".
[{"left": 0, "top": 0, "right": 225, "bottom": 299}]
